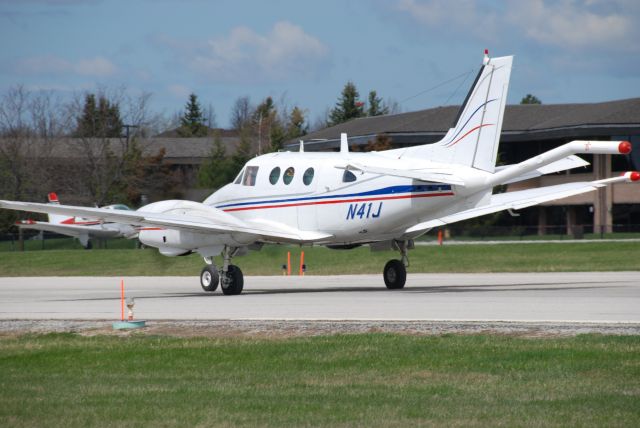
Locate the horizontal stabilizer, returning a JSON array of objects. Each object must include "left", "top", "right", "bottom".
[
  {"left": 16, "top": 221, "right": 122, "bottom": 239},
  {"left": 496, "top": 155, "right": 589, "bottom": 185},
  {"left": 405, "top": 172, "right": 638, "bottom": 233}
]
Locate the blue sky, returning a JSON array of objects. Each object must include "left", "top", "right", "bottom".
[{"left": 1, "top": 0, "right": 639, "bottom": 128}]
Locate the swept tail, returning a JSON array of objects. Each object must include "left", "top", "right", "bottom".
[{"left": 404, "top": 53, "right": 513, "bottom": 173}]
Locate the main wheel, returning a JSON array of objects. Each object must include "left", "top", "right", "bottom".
[
  {"left": 200, "top": 265, "right": 219, "bottom": 292},
  {"left": 221, "top": 265, "right": 244, "bottom": 295},
  {"left": 384, "top": 259, "right": 406, "bottom": 289}
]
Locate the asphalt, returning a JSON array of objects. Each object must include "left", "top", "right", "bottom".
[{"left": 0, "top": 272, "right": 638, "bottom": 323}]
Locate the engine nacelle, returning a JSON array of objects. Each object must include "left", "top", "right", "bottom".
[{"left": 139, "top": 228, "right": 233, "bottom": 256}]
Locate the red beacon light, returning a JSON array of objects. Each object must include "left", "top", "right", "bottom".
[{"left": 483, "top": 49, "right": 490, "bottom": 65}]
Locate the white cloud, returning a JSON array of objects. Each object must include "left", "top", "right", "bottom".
[
  {"left": 394, "top": 0, "right": 639, "bottom": 52},
  {"left": 74, "top": 56, "right": 117, "bottom": 76},
  {"left": 14, "top": 55, "right": 118, "bottom": 77},
  {"left": 507, "top": 0, "right": 634, "bottom": 51},
  {"left": 180, "top": 21, "right": 330, "bottom": 83},
  {"left": 167, "top": 84, "right": 191, "bottom": 99},
  {"left": 395, "top": 0, "right": 499, "bottom": 41}
]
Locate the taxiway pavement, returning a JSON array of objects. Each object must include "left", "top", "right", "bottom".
[{"left": 0, "top": 272, "right": 638, "bottom": 322}]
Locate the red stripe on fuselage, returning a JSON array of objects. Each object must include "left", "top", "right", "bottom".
[{"left": 222, "top": 192, "right": 454, "bottom": 212}]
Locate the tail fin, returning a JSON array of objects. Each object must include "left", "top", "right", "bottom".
[
  {"left": 407, "top": 53, "right": 513, "bottom": 173},
  {"left": 46, "top": 192, "right": 70, "bottom": 224}
]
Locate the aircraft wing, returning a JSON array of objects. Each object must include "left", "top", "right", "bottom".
[
  {"left": 336, "top": 162, "right": 466, "bottom": 186},
  {"left": 16, "top": 221, "right": 121, "bottom": 239},
  {"left": 0, "top": 200, "right": 332, "bottom": 244},
  {"left": 405, "top": 178, "right": 621, "bottom": 233}
]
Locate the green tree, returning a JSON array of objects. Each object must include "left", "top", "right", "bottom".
[
  {"left": 198, "top": 132, "right": 235, "bottom": 189},
  {"left": 230, "top": 128, "right": 253, "bottom": 177},
  {"left": 75, "top": 94, "right": 123, "bottom": 138},
  {"left": 178, "top": 93, "right": 208, "bottom": 137},
  {"left": 367, "top": 90, "right": 389, "bottom": 116},
  {"left": 329, "top": 81, "right": 364, "bottom": 126},
  {"left": 286, "top": 106, "right": 308, "bottom": 140},
  {"left": 520, "top": 94, "right": 542, "bottom": 104}
]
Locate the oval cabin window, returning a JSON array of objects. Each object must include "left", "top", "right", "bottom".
[
  {"left": 269, "top": 167, "right": 281, "bottom": 185},
  {"left": 283, "top": 167, "right": 295, "bottom": 185},
  {"left": 303, "top": 167, "right": 314, "bottom": 185}
]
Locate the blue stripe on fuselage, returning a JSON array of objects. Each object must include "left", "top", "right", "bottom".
[{"left": 215, "top": 184, "right": 452, "bottom": 209}]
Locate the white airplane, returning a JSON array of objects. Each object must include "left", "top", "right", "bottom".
[
  {"left": 15, "top": 192, "right": 137, "bottom": 249},
  {"left": 1, "top": 52, "right": 638, "bottom": 295}
]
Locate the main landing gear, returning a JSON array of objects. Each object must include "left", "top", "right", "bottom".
[
  {"left": 383, "top": 240, "right": 411, "bottom": 289},
  {"left": 199, "top": 246, "right": 244, "bottom": 295}
]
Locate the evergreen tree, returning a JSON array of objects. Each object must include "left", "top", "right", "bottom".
[
  {"left": 329, "top": 81, "right": 364, "bottom": 126},
  {"left": 75, "top": 93, "right": 123, "bottom": 138},
  {"left": 287, "top": 106, "right": 308, "bottom": 139},
  {"left": 178, "top": 93, "right": 208, "bottom": 137},
  {"left": 198, "top": 132, "right": 235, "bottom": 189},
  {"left": 230, "top": 128, "right": 253, "bottom": 176},
  {"left": 269, "top": 121, "right": 286, "bottom": 153},
  {"left": 520, "top": 94, "right": 542, "bottom": 104},
  {"left": 254, "top": 96, "right": 275, "bottom": 121},
  {"left": 367, "top": 90, "right": 389, "bottom": 116}
]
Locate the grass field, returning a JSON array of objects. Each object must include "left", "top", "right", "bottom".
[
  {"left": 0, "top": 333, "right": 638, "bottom": 427},
  {"left": 0, "top": 241, "right": 638, "bottom": 276}
]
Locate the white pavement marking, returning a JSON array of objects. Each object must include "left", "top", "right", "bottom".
[{"left": 0, "top": 272, "right": 638, "bottom": 322}]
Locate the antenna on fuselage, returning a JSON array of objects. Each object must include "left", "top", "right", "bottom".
[
  {"left": 340, "top": 133, "right": 349, "bottom": 154},
  {"left": 299, "top": 140, "right": 304, "bottom": 152}
]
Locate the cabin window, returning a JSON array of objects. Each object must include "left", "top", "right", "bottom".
[
  {"left": 234, "top": 169, "right": 244, "bottom": 184},
  {"left": 283, "top": 167, "right": 295, "bottom": 185},
  {"left": 243, "top": 166, "right": 259, "bottom": 186},
  {"left": 303, "top": 167, "right": 314, "bottom": 185},
  {"left": 269, "top": 167, "right": 281, "bottom": 185},
  {"left": 342, "top": 170, "right": 357, "bottom": 183}
]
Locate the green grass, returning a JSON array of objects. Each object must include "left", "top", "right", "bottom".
[
  {"left": 0, "top": 237, "right": 138, "bottom": 252},
  {"left": 0, "top": 241, "right": 639, "bottom": 276},
  {"left": 0, "top": 333, "right": 639, "bottom": 427}
]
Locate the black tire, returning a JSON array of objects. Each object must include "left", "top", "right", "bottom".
[
  {"left": 384, "top": 259, "right": 406, "bottom": 289},
  {"left": 221, "top": 265, "right": 244, "bottom": 295},
  {"left": 200, "top": 265, "right": 219, "bottom": 292}
]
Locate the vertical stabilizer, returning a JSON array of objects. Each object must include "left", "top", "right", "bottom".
[
  {"left": 46, "top": 192, "right": 70, "bottom": 224},
  {"left": 406, "top": 54, "right": 513, "bottom": 173}
]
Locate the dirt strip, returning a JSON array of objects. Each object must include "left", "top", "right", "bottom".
[{"left": 2, "top": 319, "right": 640, "bottom": 338}]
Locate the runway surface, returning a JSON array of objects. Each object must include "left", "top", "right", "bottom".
[{"left": 0, "top": 272, "right": 638, "bottom": 322}]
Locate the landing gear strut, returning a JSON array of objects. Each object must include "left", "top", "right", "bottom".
[{"left": 383, "top": 240, "right": 411, "bottom": 289}]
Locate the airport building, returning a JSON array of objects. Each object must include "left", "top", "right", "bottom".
[{"left": 285, "top": 98, "right": 640, "bottom": 235}]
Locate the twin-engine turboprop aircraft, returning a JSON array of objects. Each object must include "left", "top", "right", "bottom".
[
  {"left": 15, "top": 193, "right": 137, "bottom": 248},
  {"left": 1, "top": 52, "right": 638, "bottom": 295}
]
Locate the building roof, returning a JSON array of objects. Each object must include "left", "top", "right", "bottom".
[
  {"left": 292, "top": 97, "right": 640, "bottom": 150},
  {"left": 1, "top": 135, "right": 244, "bottom": 165}
]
